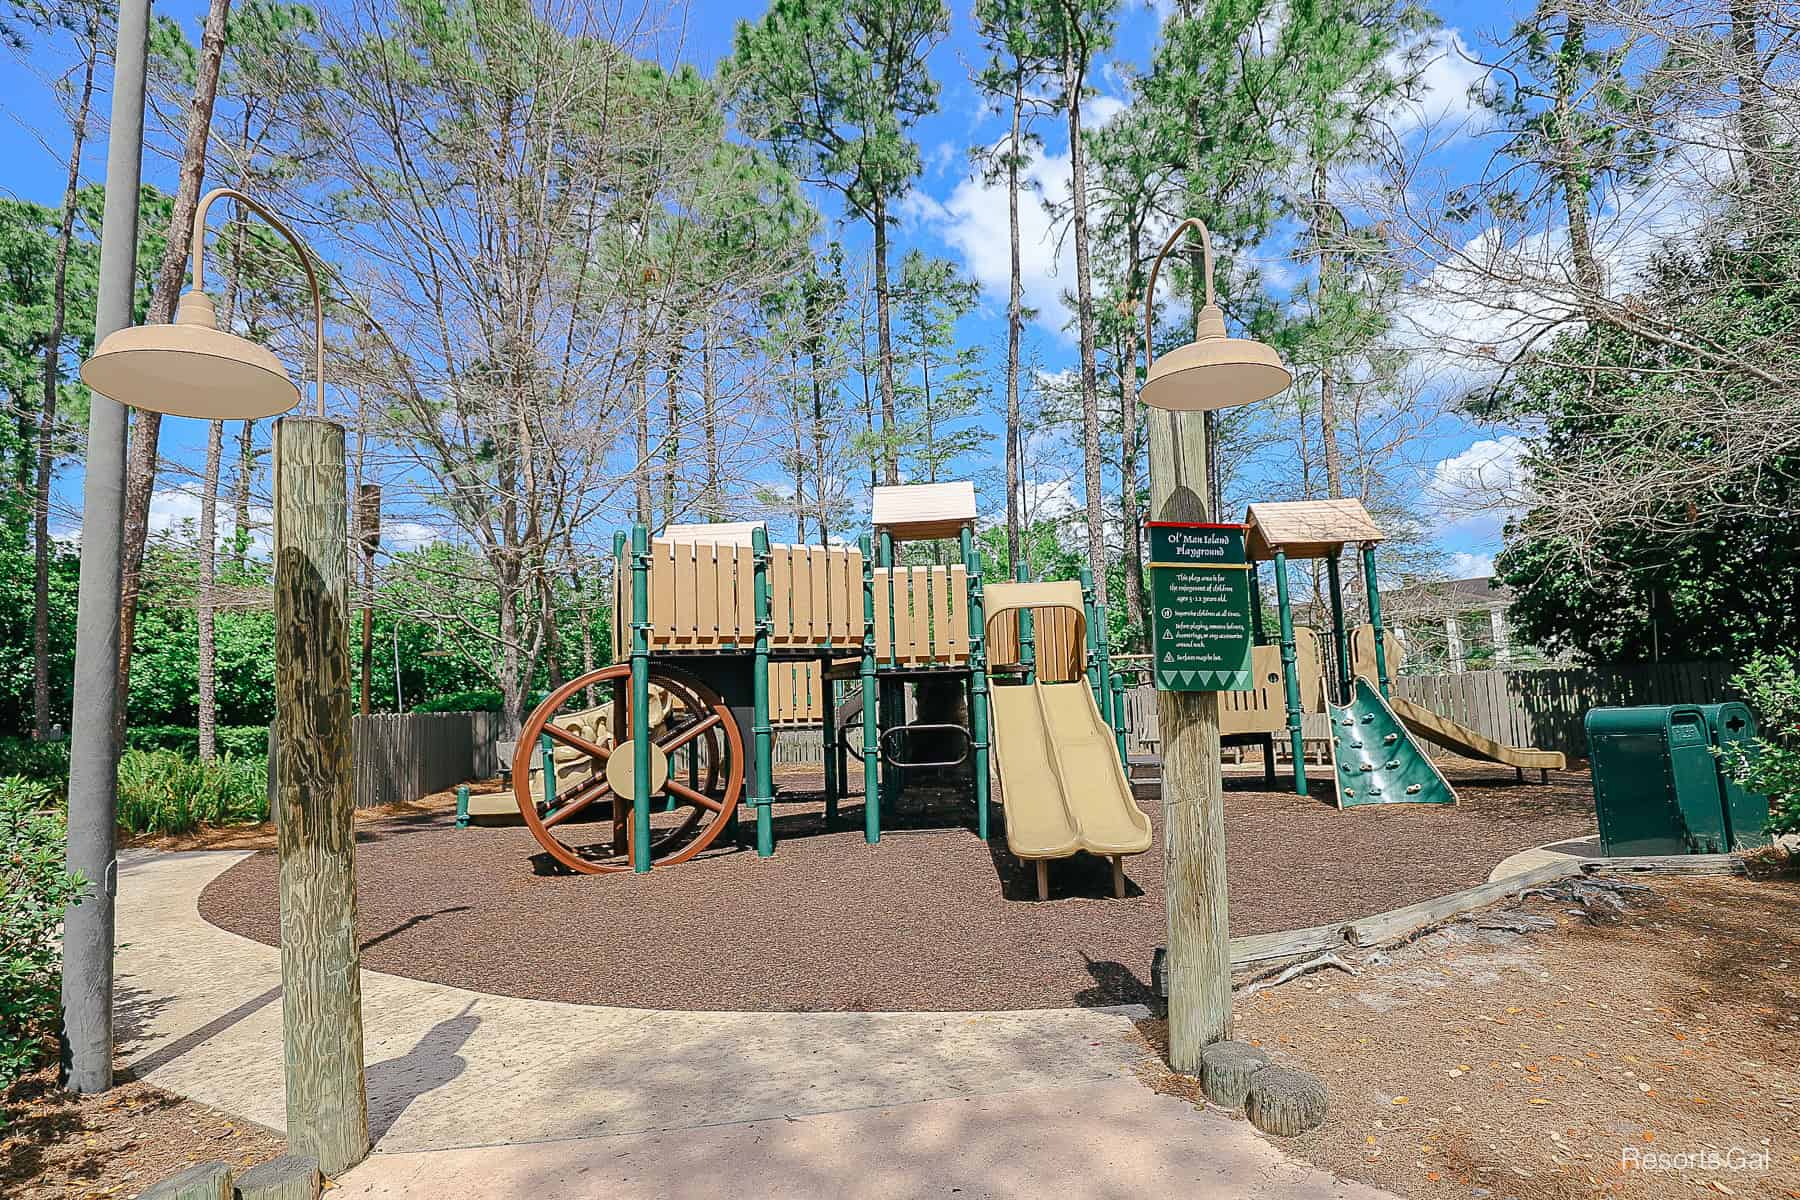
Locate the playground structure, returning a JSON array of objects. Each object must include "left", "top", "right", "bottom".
[
  {"left": 1236, "top": 499, "right": 1564, "bottom": 807},
  {"left": 508, "top": 482, "right": 1147, "bottom": 885}
]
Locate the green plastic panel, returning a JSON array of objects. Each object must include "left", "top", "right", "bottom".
[
  {"left": 1330, "top": 677, "right": 1457, "bottom": 808},
  {"left": 1588, "top": 706, "right": 1728, "bottom": 856},
  {"left": 1697, "top": 702, "right": 1770, "bottom": 851}
]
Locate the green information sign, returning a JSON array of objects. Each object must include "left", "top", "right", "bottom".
[{"left": 1147, "top": 522, "right": 1254, "bottom": 692}]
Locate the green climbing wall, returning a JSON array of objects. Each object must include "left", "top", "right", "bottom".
[{"left": 1329, "top": 677, "right": 1458, "bottom": 808}]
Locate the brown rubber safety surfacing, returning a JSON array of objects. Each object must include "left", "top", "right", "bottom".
[{"left": 198, "top": 758, "right": 1596, "bottom": 1012}]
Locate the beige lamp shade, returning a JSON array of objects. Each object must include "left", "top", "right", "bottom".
[
  {"left": 81, "top": 290, "right": 300, "bottom": 420},
  {"left": 1140, "top": 222, "right": 1293, "bottom": 412},
  {"left": 1140, "top": 328, "right": 1292, "bottom": 412}
]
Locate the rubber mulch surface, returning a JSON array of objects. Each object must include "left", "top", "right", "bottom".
[{"left": 198, "top": 758, "right": 1595, "bottom": 1011}]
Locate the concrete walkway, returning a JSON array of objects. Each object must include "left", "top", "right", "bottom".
[{"left": 117, "top": 851, "right": 1396, "bottom": 1199}]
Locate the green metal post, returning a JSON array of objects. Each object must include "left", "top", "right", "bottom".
[
  {"left": 1015, "top": 562, "right": 1035, "bottom": 683},
  {"left": 1361, "top": 542, "right": 1391, "bottom": 697},
  {"left": 876, "top": 529, "right": 902, "bottom": 811},
  {"left": 821, "top": 665, "right": 838, "bottom": 829},
  {"left": 1325, "top": 553, "right": 1351, "bottom": 704},
  {"left": 1111, "top": 670, "right": 1129, "bottom": 764},
  {"left": 1248, "top": 562, "right": 1266, "bottom": 645},
  {"left": 860, "top": 533, "right": 880, "bottom": 843},
  {"left": 539, "top": 732, "right": 556, "bottom": 813},
  {"left": 1096, "top": 600, "right": 1115, "bottom": 731},
  {"left": 455, "top": 784, "right": 470, "bottom": 829},
  {"left": 751, "top": 526, "right": 774, "bottom": 856},
  {"left": 1272, "top": 549, "right": 1308, "bottom": 797},
  {"left": 629, "top": 523, "right": 652, "bottom": 871},
  {"left": 961, "top": 526, "right": 990, "bottom": 840}
]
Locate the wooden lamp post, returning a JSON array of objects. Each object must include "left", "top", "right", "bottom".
[
  {"left": 1140, "top": 218, "right": 1292, "bottom": 1071},
  {"left": 81, "top": 186, "right": 370, "bottom": 1173}
]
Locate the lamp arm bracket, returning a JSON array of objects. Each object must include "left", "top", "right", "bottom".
[
  {"left": 1143, "top": 216, "right": 1216, "bottom": 373},
  {"left": 191, "top": 186, "right": 326, "bottom": 418}
]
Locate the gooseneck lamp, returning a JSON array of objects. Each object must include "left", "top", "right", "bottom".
[
  {"left": 81, "top": 186, "right": 324, "bottom": 420},
  {"left": 1140, "top": 217, "right": 1292, "bottom": 411}
]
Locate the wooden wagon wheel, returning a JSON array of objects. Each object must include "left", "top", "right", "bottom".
[{"left": 512, "top": 663, "right": 743, "bottom": 875}]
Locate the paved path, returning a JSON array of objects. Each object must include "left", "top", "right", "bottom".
[{"left": 117, "top": 851, "right": 1395, "bottom": 1199}]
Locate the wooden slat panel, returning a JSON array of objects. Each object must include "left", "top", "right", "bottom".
[
  {"left": 672, "top": 541, "right": 697, "bottom": 643},
  {"left": 843, "top": 548, "right": 864, "bottom": 648},
  {"left": 874, "top": 567, "right": 893, "bottom": 662},
  {"left": 928, "top": 566, "right": 949, "bottom": 660},
  {"left": 695, "top": 543, "right": 719, "bottom": 642},
  {"left": 809, "top": 547, "right": 829, "bottom": 646},
  {"left": 900, "top": 569, "right": 923, "bottom": 663},
  {"left": 786, "top": 547, "right": 809, "bottom": 644},
  {"left": 769, "top": 545, "right": 792, "bottom": 644},
  {"left": 733, "top": 545, "right": 754, "bottom": 643},
  {"left": 649, "top": 541, "right": 675, "bottom": 645},
  {"left": 945, "top": 564, "right": 968, "bottom": 660}
]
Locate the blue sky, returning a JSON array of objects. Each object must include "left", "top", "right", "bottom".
[{"left": 2, "top": 0, "right": 1540, "bottom": 578}]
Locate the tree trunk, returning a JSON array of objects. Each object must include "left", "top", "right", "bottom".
[
  {"left": 811, "top": 336, "right": 830, "bottom": 545},
  {"left": 1119, "top": 310, "right": 1145, "bottom": 648},
  {"left": 871, "top": 193, "right": 899, "bottom": 486},
  {"left": 702, "top": 326, "right": 720, "bottom": 521},
  {"left": 663, "top": 342, "right": 681, "bottom": 521},
  {"left": 1065, "top": 40, "right": 1108, "bottom": 607},
  {"left": 115, "top": 0, "right": 234, "bottom": 740},
  {"left": 1730, "top": 0, "right": 1773, "bottom": 203},
  {"left": 33, "top": 26, "right": 98, "bottom": 739},
  {"left": 233, "top": 420, "right": 256, "bottom": 566},
  {"left": 1005, "top": 72, "right": 1024, "bottom": 580},
  {"left": 1312, "top": 160, "right": 1345, "bottom": 499},
  {"left": 196, "top": 421, "right": 224, "bottom": 759},
  {"left": 1555, "top": 11, "right": 1604, "bottom": 304}
]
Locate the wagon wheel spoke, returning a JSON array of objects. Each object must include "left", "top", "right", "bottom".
[
  {"left": 656, "top": 711, "right": 722, "bottom": 757},
  {"left": 542, "top": 722, "right": 611, "bottom": 762},
  {"left": 664, "top": 778, "right": 722, "bottom": 813},
  {"left": 542, "top": 777, "right": 612, "bottom": 828}
]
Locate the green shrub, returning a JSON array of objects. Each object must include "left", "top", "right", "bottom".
[
  {"left": 123, "top": 724, "right": 269, "bottom": 758},
  {"left": 1724, "top": 653, "right": 1800, "bottom": 839},
  {"left": 115, "top": 749, "right": 269, "bottom": 835},
  {"left": 1, "top": 790, "right": 87, "bottom": 1128},
  {"left": 0, "top": 737, "right": 70, "bottom": 796}
]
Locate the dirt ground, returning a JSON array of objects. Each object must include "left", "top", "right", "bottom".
[
  {"left": 196, "top": 757, "right": 1596, "bottom": 1011},
  {"left": 1138, "top": 872, "right": 1800, "bottom": 1200},
  {"left": 0, "top": 1062, "right": 286, "bottom": 1200}
]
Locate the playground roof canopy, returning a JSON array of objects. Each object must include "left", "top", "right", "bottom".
[
  {"left": 661, "top": 520, "right": 762, "bottom": 545},
  {"left": 871, "top": 481, "right": 977, "bottom": 541},
  {"left": 1244, "top": 498, "right": 1385, "bottom": 561}
]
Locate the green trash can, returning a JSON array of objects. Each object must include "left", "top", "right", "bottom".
[
  {"left": 1695, "top": 702, "right": 1771, "bottom": 851},
  {"left": 1586, "top": 705, "right": 1729, "bottom": 856}
]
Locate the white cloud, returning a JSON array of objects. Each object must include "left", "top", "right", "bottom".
[
  {"left": 1082, "top": 94, "right": 1128, "bottom": 129},
  {"left": 1427, "top": 435, "right": 1530, "bottom": 525},
  {"left": 903, "top": 152, "right": 1078, "bottom": 342},
  {"left": 1388, "top": 30, "right": 1489, "bottom": 139},
  {"left": 1446, "top": 550, "right": 1495, "bottom": 579}
]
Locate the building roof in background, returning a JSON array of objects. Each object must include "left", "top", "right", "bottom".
[
  {"left": 1381, "top": 576, "right": 1512, "bottom": 616},
  {"left": 1244, "top": 498, "right": 1385, "bottom": 561}
]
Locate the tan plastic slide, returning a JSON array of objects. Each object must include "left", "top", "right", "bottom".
[
  {"left": 983, "top": 581, "right": 1151, "bottom": 900},
  {"left": 1386, "top": 695, "right": 1566, "bottom": 772}
]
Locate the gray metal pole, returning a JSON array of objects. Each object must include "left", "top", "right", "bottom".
[{"left": 62, "top": 0, "right": 152, "bottom": 1095}]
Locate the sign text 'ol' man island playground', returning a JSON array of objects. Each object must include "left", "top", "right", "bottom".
[{"left": 1147, "top": 522, "right": 1255, "bottom": 692}]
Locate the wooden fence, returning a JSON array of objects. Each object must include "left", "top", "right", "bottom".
[
  {"left": 1124, "top": 660, "right": 1734, "bottom": 763},
  {"left": 1391, "top": 661, "right": 1734, "bottom": 760},
  {"left": 268, "top": 711, "right": 505, "bottom": 811}
]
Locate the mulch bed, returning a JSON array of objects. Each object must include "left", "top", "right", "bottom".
[
  {"left": 198, "top": 757, "right": 1596, "bottom": 1011},
  {"left": 1135, "top": 872, "right": 1800, "bottom": 1200},
  {"left": 0, "top": 1061, "right": 286, "bottom": 1200}
]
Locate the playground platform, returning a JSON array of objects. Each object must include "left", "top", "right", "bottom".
[{"left": 116, "top": 850, "right": 1397, "bottom": 1199}]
